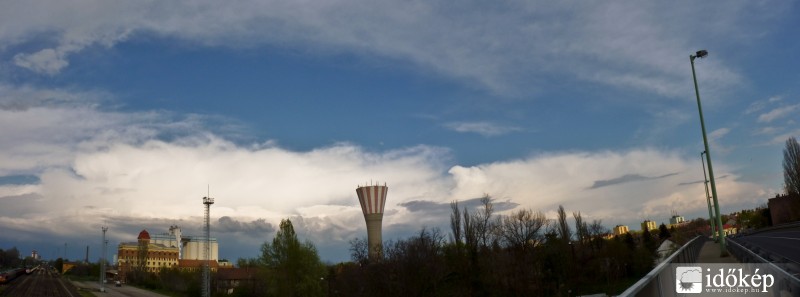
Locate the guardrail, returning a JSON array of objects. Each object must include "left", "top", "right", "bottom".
[
  {"left": 739, "top": 221, "right": 800, "bottom": 236},
  {"left": 618, "top": 235, "right": 704, "bottom": 297},
  {"left": 726, "top": 237, "right": 800, "bottom": 296}
]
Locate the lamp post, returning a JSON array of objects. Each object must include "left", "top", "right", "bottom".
[
  {"left": 701, "top": 151, "right": 717, "bottom": 241},
  {"left": 690, "top": 50, "right": 726, "bottom": 254},
  {"left": 100, "top": 226, "right": 108, "bottom": 292}
]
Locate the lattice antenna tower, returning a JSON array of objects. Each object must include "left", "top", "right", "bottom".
[{"left": 202, "top": 187, "right": 214, "bottom": 297}]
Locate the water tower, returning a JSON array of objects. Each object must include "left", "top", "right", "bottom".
[{"left": 356, "top": 183, "right": 388, "bottom": 261}]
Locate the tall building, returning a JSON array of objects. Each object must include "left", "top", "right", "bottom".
[
  {"left": 641, "top": 220, "right": 657, "bottom": 232},
  {"left": 613, "top": 225, "right": 629, "bottom": 236},
  {"left": 356, "top": 184, "right": 388, "bottom": 261},
  {"left": 669, "top": 215, "right": 685, "bottom": 225}
]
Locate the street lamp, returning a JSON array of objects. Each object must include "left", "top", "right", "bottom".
[
  {"left": 701, "top": 151, "right": 717, "bottom": 241},
  {"left": 690, "top": 49, "right": 727, "bottom": 255}
]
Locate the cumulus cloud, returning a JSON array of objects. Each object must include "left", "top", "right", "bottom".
[
  {"left": 446, "top": 150, "right": 764, "bottom": 224},
  {"left": 1, "top": 1, "right": 784, "bottom": 96},
  {"left": 0, "top": 84, "right": 771, "bottom": 261}
]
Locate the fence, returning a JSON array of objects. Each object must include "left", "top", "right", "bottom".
[
  {"left": 618, "top": 235, "right": 704, "bottom": 297},
  {"left": 727, "top": 237, "right": 800, "bottom": 296}
]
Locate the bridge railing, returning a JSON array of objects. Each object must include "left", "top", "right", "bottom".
[
  {"left": 618, "top": 235, "right": 704, "bottom": 297},
  {"left": 726, "top": 237, "right": 800, "bottom": 295}
]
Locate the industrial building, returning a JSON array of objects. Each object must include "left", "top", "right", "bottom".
[
  {"left": 149, "top": 225, "right": 219, "bottom": 261},
  {"left": 117, "top": 227, "right": 220, "bottom": 281},
  {"left": 117, "top": 230, "right": 180, "bottom": 280}
]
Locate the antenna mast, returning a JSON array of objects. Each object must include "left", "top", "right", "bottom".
[{"left": 202, "top": 188, "right": 214, "bottom": 297}]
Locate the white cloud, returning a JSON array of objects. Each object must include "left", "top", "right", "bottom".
[
  {"left": 0, "top": 84, "right": 772, "bottom": 261},
  {"left": 746, "top": 96, "right": 783, "bottom": 115},
  {"left": 1, "top": 1, "right": 785, "bottom": 96},
  {"left": 12, "top": 48, "right": 70, "bottom": 75},
  {"left": 444, "top": 121, "right": 521, "bottom": 137},
  {"left": 756, "top": 127, "right": 779, "bottom": 135},
  {"left": 758, "top": 104, "right": 800, "bottom": 123},
  {"left": 0, "top": 132, "right": 768, "bottom": 260},
  {"left": 769, "top": 130, "right": 800, "bottom": 145}
]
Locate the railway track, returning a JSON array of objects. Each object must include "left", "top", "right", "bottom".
[{"left": 0, "top": 268, "right": 81, "bottom": 297}]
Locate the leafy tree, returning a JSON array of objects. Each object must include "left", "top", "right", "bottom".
[
  {"left": 54, "top": 257, "right": 64, "bottom": 273},
  {"left": 784, "top": 137, "right": 800, "bottom": 195},
  {"left": 0, "top": 247, "right": 21, "bottom": 268},
  {"left": 658, "top": 223, "right": 670, "bottom": 240},
  {"left": 260, "top": 219, "right": 326, "bottom": 297}
]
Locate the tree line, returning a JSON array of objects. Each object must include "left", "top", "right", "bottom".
[
  {"left": 227, "top": 198, "right": 677, "bottom": 297},
  {"left": 327, "top": 198, "right": 666, "bottom": 296}
]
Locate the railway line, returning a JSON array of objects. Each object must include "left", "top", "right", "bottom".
[{"left": 0, "top": 267, "right": 81, "bottom": 297}]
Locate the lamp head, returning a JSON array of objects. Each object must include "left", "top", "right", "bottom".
[{"left": 695, "top": 50, "right": 708, "bottom": 59}]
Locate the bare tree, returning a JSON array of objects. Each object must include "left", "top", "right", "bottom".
[
  {"left": 463, "top": 207, "right": 476, "bottom": 249},
  {"left": 498, "top": 209, "right": 547, "bottom": 249},
  {"left": 450, "top": 201, "right": 462, "bottom": 245},
  {"left": 451, "top": 195, "right": 497, "bottom": 251},
  {"left": 784, "top": 137, "right": 800, "bottom": 195},
  {"left": 349, "top": 237, "right": 369, "bottom": 264},
  {"left": 573, "top": 211, "right": 589, "bottom": 246},
  {"left": 474, "top": 194, "right": 494, "bottom": 247},
  {"left": 557, "top": 205, "right": 572, "bottom": 242},
  {"left": 588, "top": 219, "right": 607, "bottom": 237}
]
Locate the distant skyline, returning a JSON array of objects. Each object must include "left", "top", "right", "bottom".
[{"left": 1, "top": 1, "right": 798, "bottom": 262}]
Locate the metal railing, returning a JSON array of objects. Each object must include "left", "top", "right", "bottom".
[
  {"left": 618, "top": 235, "right": 704, "bottom": 297},
  {"left": 726, "top": 237, "right": 800, "bottom": 296}
]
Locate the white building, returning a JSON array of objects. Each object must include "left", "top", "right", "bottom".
[
  {"left": 669, "top": 215, "right": 685, "bottom": 225},
  {"left": 182, "top": 237, "right": 219, "bottom": 261},
  {"left": 150, "top": 225, "right": 218, "bottom": 261}
]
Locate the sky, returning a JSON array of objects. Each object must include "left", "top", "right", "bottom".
[{"left": 1, "top": 1, "right": 799, "bottom": 263}]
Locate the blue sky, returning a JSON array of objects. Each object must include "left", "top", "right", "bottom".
[{"left": 0, "top": 1, "right": 798, "bottom": 263}]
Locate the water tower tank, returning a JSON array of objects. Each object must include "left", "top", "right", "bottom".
[{"left": 356, "top": 184, "right": 388, "bottom": 261}]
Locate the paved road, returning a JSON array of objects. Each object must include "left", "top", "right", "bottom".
[
  {"left": 73, "top": 281, "right": 169, "bottom": 297},
  {"left": 732, "top": 228, "right": 800, "bottom": 264},
  {"left": 0, "top": 268, "right": 81, "bottom": 297}
]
